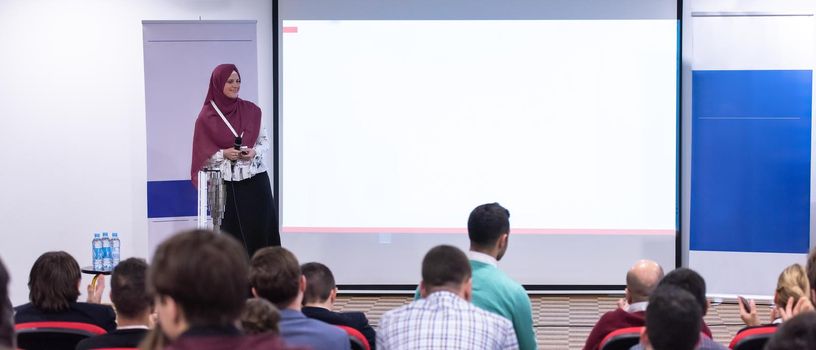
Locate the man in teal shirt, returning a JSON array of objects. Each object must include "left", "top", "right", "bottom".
[{"left": 415, "top": 203, "right": 537, "bottom": 349}]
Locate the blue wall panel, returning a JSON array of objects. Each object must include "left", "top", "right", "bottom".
[
  {"left": 690, "top": 70, "right": 812, "bottom": 253},
  {"left": 147, "top": 180, "right": 197, "bottom": 218}
]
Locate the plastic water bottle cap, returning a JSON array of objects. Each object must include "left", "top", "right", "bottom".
[
  {"left": 102, "top": 232, "right": 109, "bottom": 237},
  {"left": 112, "top": 232, "right": 118, "bottom": 237}
]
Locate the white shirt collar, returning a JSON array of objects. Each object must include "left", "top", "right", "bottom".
[
  {"left": 468, "top": 251, "right": 498, "bottom": 267},
  {"left": 627, "top": 301, "right": 648, "bottom": 313},
  {"left": 117, "top": 325, "right": 150, "bottom": 330}
]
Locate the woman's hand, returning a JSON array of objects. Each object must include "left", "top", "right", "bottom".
[
  {"left": 86, "top": 274, "right": 105, "bottom": 304},
  {"left": 223, "top": 148, "right": 242, "bottom": 161},
  {"left": 240, "top": 148, "right": 256, "bottom": 160},
  {"left": 738, "top": 297, "right": 760, "bottom": 326},
  {"left": 779, "top": 296, "right": 815, "bottom": 321}
]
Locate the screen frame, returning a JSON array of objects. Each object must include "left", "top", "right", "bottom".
[{"left": 272, "top": 0, "right": 683, "bottom": 292}]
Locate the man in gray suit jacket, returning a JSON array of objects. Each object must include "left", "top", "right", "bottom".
[{"left": 250, "top": 247, "right": 350, "bottom": 350}]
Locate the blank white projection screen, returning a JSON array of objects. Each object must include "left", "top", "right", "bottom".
[{"left": 280, "top": 19, "right": 677, "bottom": 287}]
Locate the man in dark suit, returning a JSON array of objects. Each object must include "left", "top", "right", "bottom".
[
  {"left": 301, "top": 262, "right": 376, "bottom": 349},
  {"left": 14, "top": 251, "right": 116, "bottom": 332},
  {"left": 76, "top": 258, "right": 151, "bottom": 350},
  {"left": 640, "top": 286, "right": 705, "bottom": 350}
]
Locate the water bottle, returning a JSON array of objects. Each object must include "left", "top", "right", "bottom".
[
  {"left": 92, "top": 233, "right": 103, "bottom": 271},
  {"left": 101, "top": 232, "right": 112, "bottom": 271},
  {"left": 111, "top": 232, "right": 121, "bottom": 267}
]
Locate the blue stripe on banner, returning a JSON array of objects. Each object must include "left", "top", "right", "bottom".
[
  {"left": 147, "top": 180, "right": 198, "bottom": 218},
  {"left": 690, "top": 70, "right": 812, "bottom": 253}
]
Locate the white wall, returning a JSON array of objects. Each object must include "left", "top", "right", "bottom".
[{"left": 0, "top": 0, "right": 274, "bottom": 306}]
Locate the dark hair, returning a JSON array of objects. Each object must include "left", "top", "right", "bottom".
[
  {"left": 0, "top": 258, "right": 8, "bottom": 303},
  {"left": 240, "top": 298, "right": 281, "bottom": 335},
  {"left": 645, "top": 286, "right": 702, "bottom": 350},
  {"left": 250, "top": 247, "right": 300, "bottom": 308},
  {"left": 0, "top": 258, "right": 13, "bottom": 348},
  {"left": 28, "top": 251, "right": 81, "bottom": 311},
  {"left": 422, "top": 245, "right": 471, "bottom": 289},
  {"left": 148, "top": 230, "right": 249, "bottom": 327},
  {"left": 657, "top": 268, "right": 707, "bottom": 314},
  {"left": 765, "top": 312, "right": 816, "bottom": 350},
  {"left": 806, "top": 247, "right": 816, "bottom": 296},
  {"left": 301, "top": 262, "right": 335, "bottom": 304},
  {"left": 111, "top": 258, "right": 151, "bottom": 319},
  {"left": 467, "top": 203, "right": 510, "bottom": 247}
]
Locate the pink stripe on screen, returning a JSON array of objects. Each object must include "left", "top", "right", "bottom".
[
  {"left": 283, "top": 26, "right": 298, "bottom": 33},
  {"left": 282, "top": 227, "right": 675, "bottom": 236}
]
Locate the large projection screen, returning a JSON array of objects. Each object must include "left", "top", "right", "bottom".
[{"left": 278, "top": 0, "right": 678, "bottom": 289}]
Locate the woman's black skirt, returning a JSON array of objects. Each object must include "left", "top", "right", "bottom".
[{"left": 221, "top": 171, "right": 281, "bottom": 258}]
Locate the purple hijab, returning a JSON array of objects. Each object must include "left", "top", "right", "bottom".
[{"left": 190, "top": 64, "right": 261, "bottom": 186}]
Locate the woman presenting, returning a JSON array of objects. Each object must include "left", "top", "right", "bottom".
[{"left": 191, "top": 63, "right": 280, "bottom": 257}]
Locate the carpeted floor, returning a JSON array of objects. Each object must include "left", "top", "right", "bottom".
[{"left": 334, "top": 294, "right": 768, "bottom": 349}]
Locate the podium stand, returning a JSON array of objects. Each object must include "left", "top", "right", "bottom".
[{"left": 197, "top": 169, "right": 226, "bottom": 231}]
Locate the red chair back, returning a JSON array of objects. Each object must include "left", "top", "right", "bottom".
[
  {"left": 600, "top": 326, "right": 643, "bottom": 350},
  {"left": 15, "top": 321, "right": 107, "bottom": 350},
  {"left": 336, "top": 325, "right": 371, "bottom": 350},
  {"left": 729, "top": 325, "right": 778, "bottom": 350}
]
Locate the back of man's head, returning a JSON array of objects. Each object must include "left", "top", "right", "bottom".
[
  {"left": 765, "top": 312, "right": 816, "bottom": 350},
  {"left": 656, "top": 267, "right": 707, "bottom": 315},
  {"left": 111, "top": 258, "right": 151, "bottom": 320},
  {"left": 250, "top": 247, "right": 301, "bottom": 308},
  {"left": 422, "top": 245, "right": 471, "bottom": 293},
  {"left": 149, "top": 229, "right": 248, "bottom": 327},
  {"left": 301, "top": 262, "right": 335, "bottom": 305},
  {"left": 644, "top": 286, "right": 701, "bottom": 350},
  {"left": 626, "top": 260, "right": 664, "bottom": 303},
  {"left": 468, "top": 203, "right": 510, "bottom": 248},
  {"left": 28, "top": 251, "right": 81, "bottom": 311}
]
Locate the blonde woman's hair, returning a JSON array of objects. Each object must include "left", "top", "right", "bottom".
[{"left": 775, "top": 263, "right": 811, "bottom": 308}]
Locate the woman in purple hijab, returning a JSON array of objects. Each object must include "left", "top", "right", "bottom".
[{"left": 191, "top": 64, "right": 280, "bottom": 256}]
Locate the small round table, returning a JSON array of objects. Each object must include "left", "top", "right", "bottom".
[{"left": 81, "top": 266, "right": 112, "bottom": 290}]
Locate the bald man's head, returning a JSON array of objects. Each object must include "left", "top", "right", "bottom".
[{"left": 626, "top": 260, "right": 664, "bottom": 303}]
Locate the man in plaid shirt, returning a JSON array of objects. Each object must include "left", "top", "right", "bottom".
[{"left": 377, "top": 245, "right": 519, "bottom": 350}]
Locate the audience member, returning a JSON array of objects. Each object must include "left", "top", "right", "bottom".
[
  {"left": 764, "top": 312, "right": 816, "bottom": 350},
  {"left": 250, "top": 247, "right": 350, "bottom": 350},
  {"left": 466, "top": 203, "right": 535, "bottom": 350},
  {"left": 582, "top": 259, "right": 663, "bottom": 350},
  {"left": 741, "top": 263, "right": 810, "bottom": 327},
  {"left": 413, "top": 203, "right": 536, "bottom": 349},
  {"left": 652, "top": 267, "right": 713, "bottom": 337},
  {"left": 76, "top": 258, "right": 152, "bottom": 350},
  {"left": 802, "top": 247, "right": 816, "bottom": 309},
  {"left": 301, "top": 262, "right": 376, "bottom": 349},
  {"left": 0, "top": 258, "right": 13, "bottom": 349},
  {"left": 639, "top": 286, "right": 702, "bottom": 350},
  {"left": 148, "top": 229, "right": 284, "bottom": 350},
  {"left": 241, "top": 298, "right": 280, "bottom": 335},
  {"left": 14, "top": 251, "right": 116, "bottom": 331},
  {"left": 379, "top": 245, "right": 518, "bottom": 350}
]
